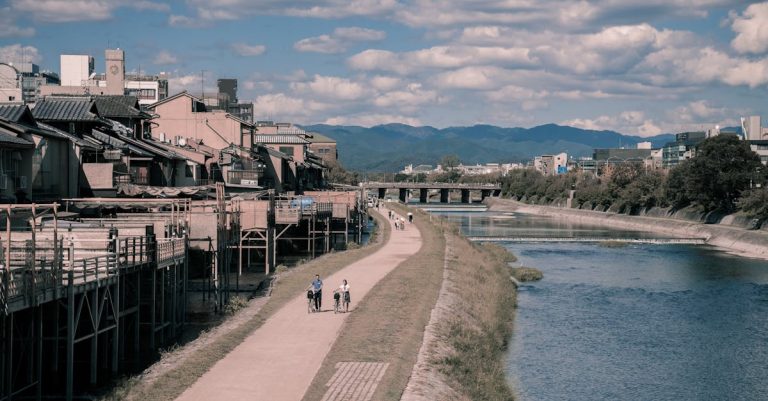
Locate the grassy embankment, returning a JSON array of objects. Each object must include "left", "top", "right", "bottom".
[
  {"left": 105, "top": 211, "right": 390, "bottom": 401},
  {"left": 302, "top": 205, "right": 519, "bottom": 401},
  {"left": 436, "top": 226, "right": 518, "bottom": 401}
]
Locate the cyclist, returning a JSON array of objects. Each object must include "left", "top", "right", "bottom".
[{"left": 333, "top": 279, "right": 351, "bottom": 313}]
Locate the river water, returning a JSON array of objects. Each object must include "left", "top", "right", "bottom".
[{"left": 434, "top": 210, "right": 768, "bottom": 401}]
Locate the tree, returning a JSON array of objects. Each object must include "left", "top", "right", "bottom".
[
  {"left": 440, "top": 154, "right": 461, "bottom": 169},
  {"left": 673, "top": 135, "right": 762, "bottom": 212},
  {"left": 325, "top": 158, "right": 359, "bottom": 185}
]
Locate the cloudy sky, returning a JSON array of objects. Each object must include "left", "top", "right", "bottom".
[{"left": 1, "top": 1, "right": 768, "bottom": 135}]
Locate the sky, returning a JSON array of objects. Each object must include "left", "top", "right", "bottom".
[{"left": 1, "top": 0, "right": 768, "bottom": 136}]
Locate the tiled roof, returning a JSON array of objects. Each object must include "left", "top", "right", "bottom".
[
  {"left": 0, "top": 125, "right": 34, "bottom": 148},
  {"left": 253, "top": 134, "right": 309, "bottom": 144},
  {"left": 0, "top": 105, "right": 28, "bottom": 123},
  {"left": 32, "top": 98, "right": 100, "bottom": 122},
  {"left": 276, "top": 126, "right": 306, "bottom": 135},
  {"left": 93, "top": 96, "right": 143, "bottom": 118},
  {"left": 36, "top": 122, "right": 98, "bottom": 149},
  {"left": 305, "top": 132, "right": 336, "bottom": 144}
]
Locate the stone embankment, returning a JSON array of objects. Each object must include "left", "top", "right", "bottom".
[{"left": 486, "top": 198, "right": 768, "bottom": 260}]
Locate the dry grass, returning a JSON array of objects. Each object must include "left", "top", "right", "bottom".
[
  {"left": 301, "top": 204, "right": 445, "bottom": 401},
  {"left": 106, "top": 211, "right": 391, "bottom": 401},
  {"left": 434, "top": 225, "right": 518, "bottom": 401},
  {"left": 511, "top": 267, "right": 543, "bottom": 282}
]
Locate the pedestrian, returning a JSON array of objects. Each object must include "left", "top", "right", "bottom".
[
  {"left": 333, "top": 279, "right": 351, "bottom": 313},
  {"left": 407, "top": 212, "right": 413, "bottom": 224},
  {"left": 306, "top": 274, "right": 323, "bottom": 311}
]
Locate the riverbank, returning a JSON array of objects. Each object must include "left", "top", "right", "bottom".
[
  {"left": 399, "top": 208, "right": 518, "bottom": 401},
  {"left": 486, "top": 198, "right": 768, "bottom": 260}
]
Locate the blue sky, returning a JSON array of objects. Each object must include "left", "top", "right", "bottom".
[{"left": 1, "top": 0, "right": 768, "bottom": 136}]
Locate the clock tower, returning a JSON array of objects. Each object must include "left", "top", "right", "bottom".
[{"left": 105, "top": 48, "right": 125, "bottom": 95}]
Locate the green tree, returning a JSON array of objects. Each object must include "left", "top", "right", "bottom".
[
  {"left": 673, "top": 135, "right": 762, "bottom": 212},
  {"left": 440, "top": 154, "right": 461, "bottom": 169},
  {"left": 325, "top": 159, "right": 360, "bottom": 185}
]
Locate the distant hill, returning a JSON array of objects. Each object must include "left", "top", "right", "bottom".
[{"left": 302, "top": 123, "right": 675, "bottom": 172}]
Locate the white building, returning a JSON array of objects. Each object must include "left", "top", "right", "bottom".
[
  {"left": 60, "top": 55, "right": 94, "bottom": 87},
  {"left": 534, "top": 152, "right": 568, "bottom": 175},
  {"left": 742, "top": 115, "right": 768, "bottom": 165}
]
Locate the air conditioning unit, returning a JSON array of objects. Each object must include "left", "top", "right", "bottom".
[
  {"left": 0, "top": 174, "right": 7, "bottom": 190},
  {"left": 16, "top": 176, "right": 27, "bottom": 189}
]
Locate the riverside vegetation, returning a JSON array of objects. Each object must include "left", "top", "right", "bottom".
[{"left": 502, "top": 135, "right": 768, "bottom": 219}]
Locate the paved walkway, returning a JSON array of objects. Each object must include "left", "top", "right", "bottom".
[{"left": 177, "top": 207, "right": 422, "bottom": 401}]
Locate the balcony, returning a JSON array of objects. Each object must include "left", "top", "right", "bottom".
[{"left": 227, "top": 169, "right": 264, "bottom": 187}]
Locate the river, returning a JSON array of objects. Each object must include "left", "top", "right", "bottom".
[{"left": 434, "top": 209, "right": 768, "bottom": 401}]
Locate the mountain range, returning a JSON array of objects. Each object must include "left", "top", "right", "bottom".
[{"left": 302, "top": 123, "right": 676, "bottom": 172}]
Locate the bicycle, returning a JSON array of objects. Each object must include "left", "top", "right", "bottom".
[
  {"left": 307, "top": 290, "right": 317, "bottom": 313},
  {"left": 333, "top": 292, "right": 341, "bottom": 314}
]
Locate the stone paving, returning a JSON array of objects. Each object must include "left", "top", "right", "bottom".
[{"left": 320, "top": 362, "right": 389, "bottom": 401}]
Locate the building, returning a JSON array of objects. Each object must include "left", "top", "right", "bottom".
[
  {"left": 534, "top": 152, "right": 568, "bottom": 175},
  {"left": 306, "top": 132, "right": 338, "bottom": 162},
  {"left": 60, "top": 54, "right": 94, "bottom": 86},
  {"left": 661, "top": 131, "right": 709, "bottom": 168},
  {"left": 742, "top": 115, "right": 768, "bottom": 165},
  {"left": 0, "top": 62, "right": 62, "bottom": 105},
  {"left": 40, "top": 49, "right": 168, "bottom": 105}
]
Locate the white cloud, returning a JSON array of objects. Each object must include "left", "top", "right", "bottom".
[
  {"left": 369, "top": 75, "right": 401, "bottom": 91},
  {"left": 432, "top": 66, "right": 510, "bottom": 90},
  {"left": 731, "top": 2, "right": 768, "bottom": 54},
  {"left": 373, "top": 83, "right": 438, "bottom": 108},
  {"left": 0, "top": 44, "right": 42, "bottom": 64},
  {"left": 563, "top": 111, "right": 662, "bottom": 136},
  {"left": 291, "top": 75, "right": 369, "bottom": 101},
  {"left": 168, "top": 14, "right": 208, "bottom": 28},
  {"left": 294, "top": 27, "right": 385, "bottom": 54},
  {"left": 231, "top": 43, "right": 266, "bottom": 56},
  {"left": 348, "top": 45, "right": 535, "bottom": 74},
  {"left": 253, "top": 93, "right": 330, "bottom": 121},
  {"left": 153, "top": 51, "right": 178, "bottom": 65},
  {"left": 10, "top": 0, "right": 167, "bottom": 23},
  {"left": 0, "top": 8, "right": 34, "bottom": 38},
  {"left": 324, "top": 113, "right": 422, "bottom": 127},
  {"left": 640, "top": 46, "right": 768, "bottom": 88}
]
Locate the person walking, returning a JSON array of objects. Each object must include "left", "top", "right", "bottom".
[
  {"left": 306, "top": 274, "right": 323, "bottom": 311},
  {"left": 334, "top": 279, "right": 351, "bottom": 313},
  {"left": 407, "top": 212, "right": 413, "bottom": 224}
]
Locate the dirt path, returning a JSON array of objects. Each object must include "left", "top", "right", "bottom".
[{"left": 176, "top": 208, "right": 422, "bottom": 401}]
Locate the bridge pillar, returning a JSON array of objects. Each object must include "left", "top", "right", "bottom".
[
  {"left": 461, "top": 189, "right": 470, "bottom": 204},
  {"left": 399, "top": 188, "right": 408, "bottom": 203},
  {"left": 493, "top": 189, "right": 501, "bottom": 197},
  {"left": 419, "top": 188, "right": 428, "bottom": 203},
  {"left": 440, "top": 189, "right": 449, "bottom": 203},
  {"left": 481, "top": 190, "right": 491, "bottom": 200},
  {"left": 378, "top": 188, "right": 386, "bottom": 199}
]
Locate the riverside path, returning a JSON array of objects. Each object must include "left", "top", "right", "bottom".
[{"left": 177, "top": 207, "right": 422, "bottom": 401}]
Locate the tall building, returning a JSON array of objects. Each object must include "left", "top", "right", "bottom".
[
  {"left": 0, "top": 63, "right": 60, "bottom": 104},
  {"left": 60, "top": 55, "right": 94, "bottom": 86},
  {"left": 40, "top": 49, "right": 168, "bottom": 105}
]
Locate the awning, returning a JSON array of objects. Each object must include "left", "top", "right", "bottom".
[{"left": 117, "top": 183, "right": 214, "bottom": 197}]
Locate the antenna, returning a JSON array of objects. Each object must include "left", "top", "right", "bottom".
[{"left": 201, "top": 69, "right": 206, "bottom": 101}]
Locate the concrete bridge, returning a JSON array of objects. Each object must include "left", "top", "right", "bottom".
[{"left": 362, "top": 182, "right": 502, "bottom": 203}]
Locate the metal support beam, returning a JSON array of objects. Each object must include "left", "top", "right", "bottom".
[
  {"left": 440, "top": 189, "right": 449, "bottom": 203},
  {"left": 419, "top": 189, "right": 428, "bottom": 203},
  {"left": 461, "top": 189, "right": 470, "bottom": 204}
]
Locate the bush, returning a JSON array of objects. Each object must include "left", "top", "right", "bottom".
[{"left": 223, "top": 295, "right": 249, "bottom": 315}]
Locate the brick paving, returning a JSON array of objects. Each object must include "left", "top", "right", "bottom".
[{"left": 320, "top": 362, "right": 389, "bottom": 401}]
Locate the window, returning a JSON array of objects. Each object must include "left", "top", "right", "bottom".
[
  {"left": 126, "top": 88, "right": 156, "bottom": 100},
  {"left": 8, "top": 96, "right": 14, "bottom": 101},
  {"left": 279, "top": 146, "right": 294, "bottom": 156}
]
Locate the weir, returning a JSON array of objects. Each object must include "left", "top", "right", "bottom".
[{"left": 466, "top": 236, "right": 708, "bottom": 244}]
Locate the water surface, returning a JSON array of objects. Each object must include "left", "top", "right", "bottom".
[{"left": 437, "top": 211, "right": 768, "bottom": 401}]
